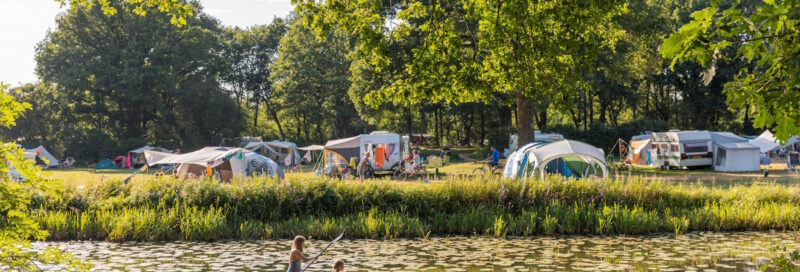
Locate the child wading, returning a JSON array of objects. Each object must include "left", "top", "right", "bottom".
[
  {"left": 288, "top": 236, "right": 316, "bottom": 272},
  {"left": 332, "top": 259, "right": 344, "bottom": 272}
]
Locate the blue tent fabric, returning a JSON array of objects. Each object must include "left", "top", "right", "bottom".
[
  {"left": 96, "top": 158, "right": 118, "bottom": 169},
  {"left": 645, "top": 150, "right": 651, "bottom": 165},
  {"left": 517, "top": 153, "right": 528, "bottom": 179}
]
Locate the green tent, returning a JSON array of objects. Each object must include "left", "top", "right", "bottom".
[{"left": 96, "top": 158, "right": 118, "bottom": 169}]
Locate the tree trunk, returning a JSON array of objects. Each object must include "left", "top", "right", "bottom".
[
  {"left": 252, "top": 101, "right": 259, "bottom": 135},
  {"left": 267, "top": 102, "right": 285, "bottom": 140},
  {"left": 420, "top": 108, "right": 427, "bottom": 146},
  {"left": 479, "top": 104, "right": 486, "bottom": 146},
  {"left": 516, "top": 90, "right": 535, "bottom": 145},
  {"left": 537, "top": 108, "right": 547, "bottom": 131},
  {"left": 405, "top": 106, "right": 413, "bottom": 142}
]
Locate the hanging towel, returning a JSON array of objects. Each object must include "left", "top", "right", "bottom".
[{"left": 375, "top": 145, "right": 385, "bottom": 168}]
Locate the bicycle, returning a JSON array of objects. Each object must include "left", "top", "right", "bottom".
[
  {"left": 472, "top": 160, "right": 503, "bottom": 176},
  {"left": 393, "top": 162, "right": 428, "bottom": 181}
]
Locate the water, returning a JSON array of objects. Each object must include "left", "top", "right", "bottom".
[{"left": 34, "top": 231, "right": 800, "bottom": 271}]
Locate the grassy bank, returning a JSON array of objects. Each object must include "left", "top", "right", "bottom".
[{"left": 31, "top": 176, "right": 800, "bottom": 241}]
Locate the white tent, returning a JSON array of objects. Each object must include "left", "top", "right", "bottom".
[
  {"left": 750, "top": 130, "right": 796, "bottom": 154},
  {"left": 710, "top": 132, "right": 760, "bottom": 172},
  {"left": 24, "top": 146, "right": 59, "bottom": 168},
  {"left": 145, "top": 147, "right": 283, "bottom": 180},
  {"left": 503, "top": 140, "right": 608, "bottom": 179}
]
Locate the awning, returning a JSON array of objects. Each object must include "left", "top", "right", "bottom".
[{"left": 299, "top": 145, "right": 325, "bottom": 151}]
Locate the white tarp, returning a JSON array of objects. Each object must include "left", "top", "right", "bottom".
[
  {"left": 751, "top": 130, "right": 792, "bottom": 153},
  {"left": 145, "top": 147, "right": 283, "bottom": 180},
  {"left": 266, "top": 141, "right": 301, "bottom": 165},
  {"left": 299, "top": 145, "right": 325, "bottom": 151},
  {"left": 25, "top": 145, "right": 59, "bottom": 168}
]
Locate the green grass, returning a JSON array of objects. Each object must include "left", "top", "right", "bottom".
[{"left": 28, "top": 175, "right": 800, "bottom": 241}]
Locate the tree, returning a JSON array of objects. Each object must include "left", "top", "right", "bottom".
[
  {"left": 222, "top": 19, "right": 288, "bottom": 138},
  {"left": 271, "top": 19, "right": 367, "bottom": 142},
  {"left": 661, "top": 0, "right": 800, "bottom": 141},
  {"left": 0, "top": 82, "right": 89, "bottom": 271},
  {"left": 294, "top": 0, "right": 626, "bottom": 145},
  {"left": 35, "top": 1, "right": 243, "bottom": 159}
]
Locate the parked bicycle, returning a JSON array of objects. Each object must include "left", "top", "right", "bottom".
[
  {"left": 472, "top": 160, "right": 503, "bottom": 176},
  {"left": 393, "top": 162, "right": 428, "bottom": 181}
]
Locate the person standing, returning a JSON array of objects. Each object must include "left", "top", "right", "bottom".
[
  {"left": 357, "top": 152, "right": 371, "bottom": 182},
  {"left": 288, "top": 236, "right": 316, "bottom": 272}
]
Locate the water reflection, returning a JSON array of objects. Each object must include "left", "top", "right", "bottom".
[{"left": 35, "top": 231, "right": 800, "bottom": 271}]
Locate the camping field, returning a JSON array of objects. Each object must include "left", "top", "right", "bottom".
[{"left": 44, "top": 161, "right": 800, "bottom": 188}]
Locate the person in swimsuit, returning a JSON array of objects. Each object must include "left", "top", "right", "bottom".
[
  {"left": 332, "top": 259, "right": 344, "bottom": 272},
  {"left": 288, "top": 236, "right": 316, "bottom": 272}
]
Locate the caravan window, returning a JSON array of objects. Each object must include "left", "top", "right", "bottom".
[
  {"left": 684, "top": 142, "right": 708, "bottom": 153},
  {"left": 670, "top": 144, "right": 680, "bottom": 152},
  {"left": 716, "top": 148, "right": 726, "bottom": 166}
]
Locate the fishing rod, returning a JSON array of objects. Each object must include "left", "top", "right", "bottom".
[{"left": 302, "top": 232, "right": 344, "bottom": 272}]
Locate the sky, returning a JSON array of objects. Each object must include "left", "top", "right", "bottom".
[{"left": 0, "top": 0, "right": 293, "bottom": 87}]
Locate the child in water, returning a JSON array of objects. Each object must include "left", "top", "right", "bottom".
[
  {"left": 332, "top": 259, "right": 345, "bottom": 272},
  {"left": 287, "top": 236, "right": 316, "bottom": 272}
]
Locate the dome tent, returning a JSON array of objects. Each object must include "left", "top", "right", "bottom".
[
  {"left": 24, "top": 146, "right": 59, "bottom": 168},
  {"left": 503, "top": 140, "right": 608, "bottom": 180}
]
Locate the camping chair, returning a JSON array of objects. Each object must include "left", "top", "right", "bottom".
[{"left": 788, "top": 152, "right": 800, "bottom": 174}]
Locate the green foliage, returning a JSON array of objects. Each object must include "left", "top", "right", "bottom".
[
  {"left": 661, "top": 0, "right": 800, "bottom": 142},
  {"left": 58, "top": 0, "right": 193, "bottom": 26},
  {"left": 26, "top": 174, "right": 800, "bottom": 241},
  {"left": 0, "top": 82, "right": 89, "bottom": 270},
  {"left": 31, "top": 2, "right": 243, "bottom": 161}
]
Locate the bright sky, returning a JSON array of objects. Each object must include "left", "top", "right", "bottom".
[{"left": 0, "top": 0, "right": 293, "bottom": 87}]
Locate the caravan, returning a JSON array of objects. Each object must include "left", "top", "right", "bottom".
[
  {"left": 651, "top": 130, "right": 713, "bottom": 169},
  {"left": 324, "top": 132, "right": 409, "bottom": 176}
]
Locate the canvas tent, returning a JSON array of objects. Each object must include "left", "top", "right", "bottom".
[
  {"left": 126, "top": 146, "right": 170, "bottom": 168},
  {"left": 299, "top": 145, "right": 325, "bottom": 170},
  {"left": 24, "top": 146, "right": 59, "bottom": 168},
  {"left": 626, "top": 134, "right": 652, "bottom": 166},
  {"left": 145, "top": 147, "right": 283, "bottom": 181},
  {"left": 265, "top": 141, "right": 301, "bottom": 166},
  {"left": 709, "top": 132, "right": 760, "bottom": 172},
  {"left": 503, "top": 140, "right": 608, "bottom": 179}
]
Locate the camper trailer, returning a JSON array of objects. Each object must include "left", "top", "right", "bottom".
[
  {"left": 508, "top": 131, "right": 565, "bottom": 153},
  {"left": 651, "top": 130, "right": 713, "bottom": 169},
  {"left": 324, "top": 132, "right": 408, "bottom": 175}
]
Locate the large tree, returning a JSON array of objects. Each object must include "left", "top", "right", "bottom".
[
  {"left": 270, "top": 19, "right": 367, "bottom": 142},
  {"left": 222, "top": 19, "right": 288, "bottom": 138},
  {"left": 35, "top": 1, "right": 243, "bottom": 158},
  {"left": 661, "top": 0, "right": 800, "bottom": 141},
  {"left": 294, "top": 0, "right": 626, "bottom": 145}
]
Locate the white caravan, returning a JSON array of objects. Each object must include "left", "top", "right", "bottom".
[{"left": 651, "top": 130, "right": 712, "bottom": 169}]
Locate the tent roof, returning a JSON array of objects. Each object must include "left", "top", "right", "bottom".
[
  {"left": 631, "top": 134, "right": 652, "bottom": 141},
  {"left": 325, "top": 136, "right": 360, "bottom": 149},
  {"left": 749, "top": 138, "right": 781, "bottom": 153},
  {"left": 299, "top": 145, "right": 325, "bottom": 151},
  {"left": 527, "top": 140, "right": 606, "bottom": 165},
  {"left": 25, "top": 145, "right": 59, "bottom": 166},
  {"left": 145, "top": 147, "right": 246, "bottom": 167},
  {"left": 717, "top": 141, "right": 759, "bottom": 150},
  {"left": 756, "top": 130, "right": 799, "bottom": 147},
  {"left": 130, "top": 145, "right": 170, "bottom": 154},
  {"left": 266, "top": 140, "right": 298, "bottom": 149},
  {"left": 710, "top": 131, "right": 747, "bottom": 144},
  {"left": 630, "top": 139, "right": 651, "bottom": 154}
]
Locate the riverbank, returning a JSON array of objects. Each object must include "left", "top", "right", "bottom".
[
  {"left": 35, "top": 232, "right": 800, "bottom": 271},
  {"left": 32, "top": 176, "right": 800, "bottom": 241}
]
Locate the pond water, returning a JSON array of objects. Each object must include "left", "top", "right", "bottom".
[{"left": 35, "top": 231, "right": 800, "bottom": 271}]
